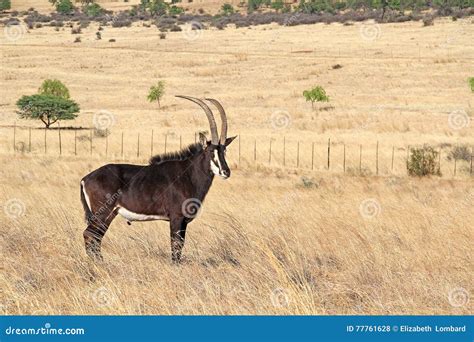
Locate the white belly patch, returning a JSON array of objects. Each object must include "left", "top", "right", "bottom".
[{"left": 117, "top": 207, "right": 169, "bottom": 222}]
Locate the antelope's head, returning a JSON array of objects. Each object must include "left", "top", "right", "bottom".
[{"left": 176, "top": 96, "right": 236, "bottom": 179}]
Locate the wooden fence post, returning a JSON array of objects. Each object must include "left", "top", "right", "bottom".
[
  {"left": 13, "top": 122, "right": 16, "bottom": 153},
  {"left": 296, "top": 141, "right": 300, "bottom": 168},
  {"left": 391, "top": 146, "right": 395, "bottom": 172},
  {"left": 438, "top": 148, "right": 442, "bottom": 174},
  {"left": 406, "top": 145, "right": 410, "bottom": 172},
  {"left": 151, "top": 129, "right": 154, "bottom": 156},
  {"left": 311, "top": 142, "right": 314, "bottom": 170},
  {"left": 470, "top": 147, "right": 473, "bottom": 176},
  {"left": 121, "top": 131, "right": 124, "bottom": 158},
  {"left": 58, "top": 122, "right": 62, "bottom": 156},
  {"left": 376, "top": 141, "right": 379, "bottom": 175},
  {"left": 343, "top": 144, "right": 346, "bottom": 173},
  {"left": 238, "top": 134, "right": 241, "bottom": 166},
  {"left": 254, "top": 139, "right": 257, "bottom": 162},
  {"left": 137, "top": 133, "right": 140, "bottom": 158},
  {"left": 269, "top": 139, "right": 272, "bottom": 164},
  {"left": 327, "top": 138, "right": 331, "bottom": 170}
]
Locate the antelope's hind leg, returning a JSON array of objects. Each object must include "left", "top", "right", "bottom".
[{"left": 83, "top": 209, "right": 117, "bottom": 261}]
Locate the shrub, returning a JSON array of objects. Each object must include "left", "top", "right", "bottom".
[
  {"left": 221, "top": 3, "right": 235, "bottom": 16},
  {"left": 303, "top": 86, "right": 329, "bottom": 108},
  {"left": 55, "top": 0, "right": 74, "bottom": 14},
  {"left": 159, "top": 32, "right": 166, "bottom": 39},
  {"left": 74, "top": 36, "right": 81, "bottom": 43},
  {"left": 84, "top": 3, "right": 103, "bottom": 17},
  {"left": 271, "top": 0, "right": 284, "bottom": 12},
  {"left": 0, "top": 0, "right": 11, "bottom": 11},
  {"left": 169, "top": 5, "right": 184, "bottom": 16},
  {"left": 147, "top": 81, "right": 165, "bottom": 108},
  {"left": 16, "top": 94, "right": 80, "bottom": 128},
  {"left": 407, "top": 146, "right": 441, "bottom": 177},
  {"left": 38, "top": 79, "right": 70, "bottom": 99},
  {"left": 469, "top": 77, "right": 474, "bottom": 92},
  {"left": 422, "top": 15, "right": 434, "bottom": 26},
  {"left": 447, "top": 145, "right": 472, "bottom": 162}
]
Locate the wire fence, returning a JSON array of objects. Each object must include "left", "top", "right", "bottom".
[{"left": 3, "top": 124, "right": 474, "bottom": 178}]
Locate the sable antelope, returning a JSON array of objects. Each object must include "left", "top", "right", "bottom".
[{"left": 80, "top": 96, "right": 236, "bottom": 262}]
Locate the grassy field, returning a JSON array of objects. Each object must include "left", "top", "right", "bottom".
[{"left": 0, "top": 7, "right": 473, "bottom": 314}]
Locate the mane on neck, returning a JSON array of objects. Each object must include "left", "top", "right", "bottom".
[{"left": 149, "top": 142, "right": 204, "bottom": 165}]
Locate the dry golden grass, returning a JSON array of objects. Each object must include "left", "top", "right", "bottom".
[
  {"left": 0, "top": 11, "right": 473, "bottom": 314},
  {"left": 0, "top": 155, "right": 473, "bottom": 314}
]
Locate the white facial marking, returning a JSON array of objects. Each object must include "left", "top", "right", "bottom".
[
  {"left": 117, "top": 207, "right": 169, "bottom": 222},
  {"left": 210, "top": 150, "right": 221, "bottom": 175},
  {"left": 81, "top": 180, "right": 92, "bottom": 212}
]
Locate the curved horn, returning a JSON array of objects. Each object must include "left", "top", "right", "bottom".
[
  {"left": 176, "top": 95, "right": 219, "bottom": 145},
  {"left": 205, "top": 98, "right": 227, "bottom": 145}
]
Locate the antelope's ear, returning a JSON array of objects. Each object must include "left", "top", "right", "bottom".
[
  {"left": 225, "top": 136, "right": 237, "bottom": 146},
  {"left": 199, "top": 132, "right": 208, "bottom": 147}
]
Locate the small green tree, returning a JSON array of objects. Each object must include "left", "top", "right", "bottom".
[
  {"left": 221, "top": 3, "right": 235, "bottom": 15},
  {"left": 16, "top": 94, "right": 80, "bottom": 128},
  {"left": 38, "top": 79, "right": 70, "bottom": 99},
  {"left": 0, "top": 0, "right": 11, "bottom": 11},
  {"left": 147, "top": 81, "right": 165, "bottom": 108},
  {"left": 303, "top": 86, "right": 329, "bottom": 108},
  {"left": 469, "top": 77, "right": 474, "bottom": 92}
]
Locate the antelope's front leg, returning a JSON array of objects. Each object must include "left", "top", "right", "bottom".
[{"left": 170, "top": 217, "right": 187, "bottom": 263}]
